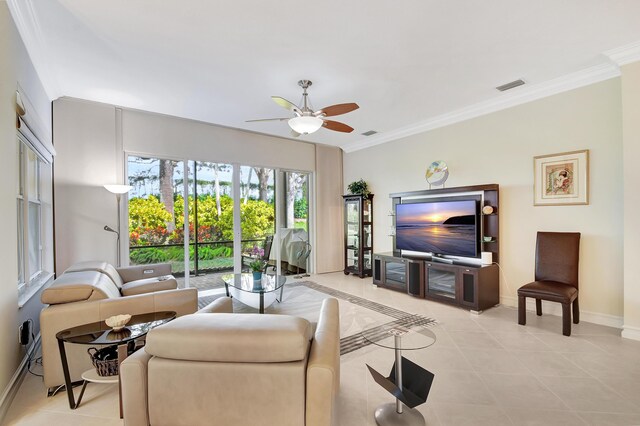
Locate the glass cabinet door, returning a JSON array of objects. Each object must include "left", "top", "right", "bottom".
[
  {"left": 345, "top": 199, "right": 361, "bottom": 271},
  {"left": 363, "top": 198, "right": 372, "bottom": 222},
  {"left": 426, "top": 265, "right": 457, "bottom": 299},
  {"left": 385, "top": 259, "right": 407, "bottom": 286},
  {"left": 361, "top": 198, "right": 372, "bottom": 270},
  {"left": 346, "top": 199, "right": 360, "bottom": 251}
]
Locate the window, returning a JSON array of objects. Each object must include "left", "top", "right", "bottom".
[
  {"left": 17, "top": 143, "right": 24, "bottom": 287},
  {"left": 27, "top": 149, "right": 42, "bottom": 280},
  {"left": 17, "top": 136, "right": 53, "bottom": 301}
]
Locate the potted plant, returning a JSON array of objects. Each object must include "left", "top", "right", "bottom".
[
  {"left": 249, "top": 259, "right": 266, "bottom": 281},
  {"left": 347, "top": 179, "right": 370, "bottom": 198}
]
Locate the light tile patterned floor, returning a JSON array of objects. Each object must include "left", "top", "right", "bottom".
[{"left": 4, "top": 272, "right": 640, "bottom": 425}]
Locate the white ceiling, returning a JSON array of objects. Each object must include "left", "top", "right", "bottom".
[{"left": 10, "top": 0, "right": 640, "bottom": 151}]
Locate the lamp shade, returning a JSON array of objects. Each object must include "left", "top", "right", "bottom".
[
  {"left": 104, "top": 184, "right": 133, "bottom": 194},
  {"left": 288, "top": 116, "right": 323, "bottom": 135}
]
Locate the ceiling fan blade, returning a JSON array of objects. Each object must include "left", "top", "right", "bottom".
[
  {"left": 245, "top": 118, "right": 290, "bottom": 122},
  {"left": 272, "top": 96, "right": 302, "bottom": 115},
  {"left": 322, "top": 120, "right": 354, "bottom": 133},
  {"left": 291, "top": 129, "right": 301, "bottom": 138},
  {"left": 315, "top": 103, "right": 359, "bottom": 117}
]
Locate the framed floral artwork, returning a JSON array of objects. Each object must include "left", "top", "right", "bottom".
[{"left": 533, "top": 150, "right": 589, "bottom": 206}]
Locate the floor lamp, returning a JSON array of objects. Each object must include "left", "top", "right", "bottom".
[{"left": 104, "top": 184, "right": 132, "bottom": 267}]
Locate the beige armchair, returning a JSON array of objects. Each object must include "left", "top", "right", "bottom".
[
  {"left": 121, "top": 298, "right": 340, "bottom": 426},
  {"left": 64, "top": 261, "right": 179, "bottom": 296},
  {"left": 40, "top": 261, "right": 198, "bottom": 391}
]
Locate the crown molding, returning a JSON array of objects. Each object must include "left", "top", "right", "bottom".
[
  {"left": 7, "top": 0, "right": 61, "bottom": 100},
  {"left": 341, "top": 62, "right": 620, "bottom": 153},
  {"left": 605, "top": 40, "right": 640, "bottom": 66}
]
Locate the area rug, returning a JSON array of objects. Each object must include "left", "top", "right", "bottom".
[{"left": 197, "top": 280, "right": 437, "bottom": 355}]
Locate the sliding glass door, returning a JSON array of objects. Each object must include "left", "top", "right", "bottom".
[
  {"left": 127, "top": 154, "right": 311, "bottom": 290},
  {"left": 276, "top": 171, "right": 311, "bottom": 275},
  {"left": 239, "top": 166, "right": 275, "bottom": 272},
  {"left": 127, "top": 156, "right": 187, "bottom": 275},
  {"left": 189, "top": 162, "right": 234, "bottom": 285}
]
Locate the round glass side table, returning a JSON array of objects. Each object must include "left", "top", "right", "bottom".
[{"left": 361, "top": 316, "right": 436, "bottom": 426}]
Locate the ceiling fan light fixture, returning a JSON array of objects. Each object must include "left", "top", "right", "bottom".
[{"left": 288, "top": 116, "right": 323, "bottom": 135}]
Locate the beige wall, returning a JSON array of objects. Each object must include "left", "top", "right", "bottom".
[
  {"left": 344, "top": 79, "right": 624, "bottom": 325},
  {"left": 123, "top": 109, "right": 315, "bottom": 171},
  {"left": 53, "top": 100, "right": 119, "bottom": 271},
  {"left": 622, "top": 61, "right": 640, "bottom": 339},
  {"left": 53, "top": 97, "right": 318, "bottom": 272},
  {"left": 315, "top": 145, "right": 344, "bottom": 273},
  {"left": 0, "top": 2, "right": 51, "bottom": 410}
]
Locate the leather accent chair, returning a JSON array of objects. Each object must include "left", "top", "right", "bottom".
[
  {"left": 518, "top": 232, "right": 581, "bottom": 336},
  {"left": 121, "top": 297, "right": 340, "bottom": 426},
  {"left": 40, "top": 261, "right": 198, "bottom": 391}
]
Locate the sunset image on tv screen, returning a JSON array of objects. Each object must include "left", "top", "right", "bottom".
[{"left": 396, "top": 200, "right": 477, "bottom": 257}]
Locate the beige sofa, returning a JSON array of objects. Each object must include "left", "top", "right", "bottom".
[
  {"left": 121, "top": 297, "right": 340, "bottom": 426},
  {"left": 40, "top": 261, "right": 198, "bottom": 391}
]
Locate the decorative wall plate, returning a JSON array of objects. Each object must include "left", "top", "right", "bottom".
[{"left": 425, "top": 161, "right": 449, "bottom": 186}]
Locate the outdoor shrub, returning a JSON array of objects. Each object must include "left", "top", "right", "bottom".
[
  {"left": 210, "top": 245, "right": 233, "bottom": 257},
  {"left": 294, "top": 198, "right": 308, "bottom": 218},
  {"left": 129, "top": 196, "right": 173, "bottom": 231},
  {"left": 132, "top": 226, "right": 170, "bottom": 245},
  {"left": 239, "top": 200, "right": 274, "bottom": 240},
  {"left": 165, "top": 246, "right": 185, "bottom": 260},
  {"left": 197, "top": 245, "right": 233, "bottom": 260},
  {"left": 129, "top": 194, "right": 275, "bottom": 247},
  {"left": 130, "top": 247, "right": 169, "bottom": 264}
]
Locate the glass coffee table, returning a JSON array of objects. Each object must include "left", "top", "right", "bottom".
[
  {"left": 56, "top": 311, "right": 175, "bottom": 417},
  {"left": 361, "top": 316, "right": 437, "bottom": 426},
  {"left": 221, "top": 273, "right": 286, "bottom": 313}
]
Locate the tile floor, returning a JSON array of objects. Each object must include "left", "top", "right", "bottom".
[{"left": 4, "top": 272, "right": 640, "bottom": 426}]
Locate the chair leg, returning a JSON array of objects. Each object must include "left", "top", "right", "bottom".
[
  {"left": 536, "top": 299, "right": 542, "bottom": 316},
  {"left": 573, "top": 299, "right": 580, "bottom": 324},
  {"left": 562, "top": 303, "right": 571, "bottom": 336},
  {"left": 518, "top": 296, "right": 526, "bottom": 325}
]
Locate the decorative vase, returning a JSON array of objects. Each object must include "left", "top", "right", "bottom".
[{"left": 252, "top": 271, "right": 262, "bottom": 281}]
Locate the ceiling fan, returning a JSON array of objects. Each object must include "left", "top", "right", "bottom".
[{"left": 246, "top": 80, "right": 359, "bottom": 137}]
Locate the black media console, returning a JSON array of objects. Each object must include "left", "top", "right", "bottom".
[{"left": 373, "top": 252, "right": 499, "bottom": 312}]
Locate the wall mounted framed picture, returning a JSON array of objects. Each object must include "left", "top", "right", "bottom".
[{"left": 533, "top": 149, "right": 589, "bottom": 206}]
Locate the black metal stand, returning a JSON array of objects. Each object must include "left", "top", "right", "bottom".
[
  {"left": 57, "top": 338, "right": 78, "bottom": 409},
  {"left": 366, "top": 354, "right": 434, "bottom": 425}
]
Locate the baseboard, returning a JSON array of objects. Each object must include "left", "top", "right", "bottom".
[
  {"left": 0, "top": 334, "right": 41, "bottom": 424},
  {"left": 500, "top": 295, "right": 623, "bottom": 329},
  {"left": 621, "top": 325, "right": 640, "bottom": 341}
]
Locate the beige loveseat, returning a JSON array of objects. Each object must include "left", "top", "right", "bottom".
[
  {"left": 121, "top": 297, "right": 340, "bottom": 426},
  {"left": 40, "top": 261, "right": 198, "bottom": 391}
]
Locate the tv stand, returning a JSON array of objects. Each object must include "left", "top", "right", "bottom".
[{"left": 373, "top": 252, "right": 499, "bottom": 312}]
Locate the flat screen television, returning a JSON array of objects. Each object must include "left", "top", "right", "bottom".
[{"left": 395, "top": 199, "right": 479, "bottom": 258}]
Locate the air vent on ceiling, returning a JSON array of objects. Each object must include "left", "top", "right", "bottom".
[
  {"left": 362, "top": 130, "right": 378, "bottom": 136},
  {"left": 496, "top": 79, "right": 525, "bottom": 92}
]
